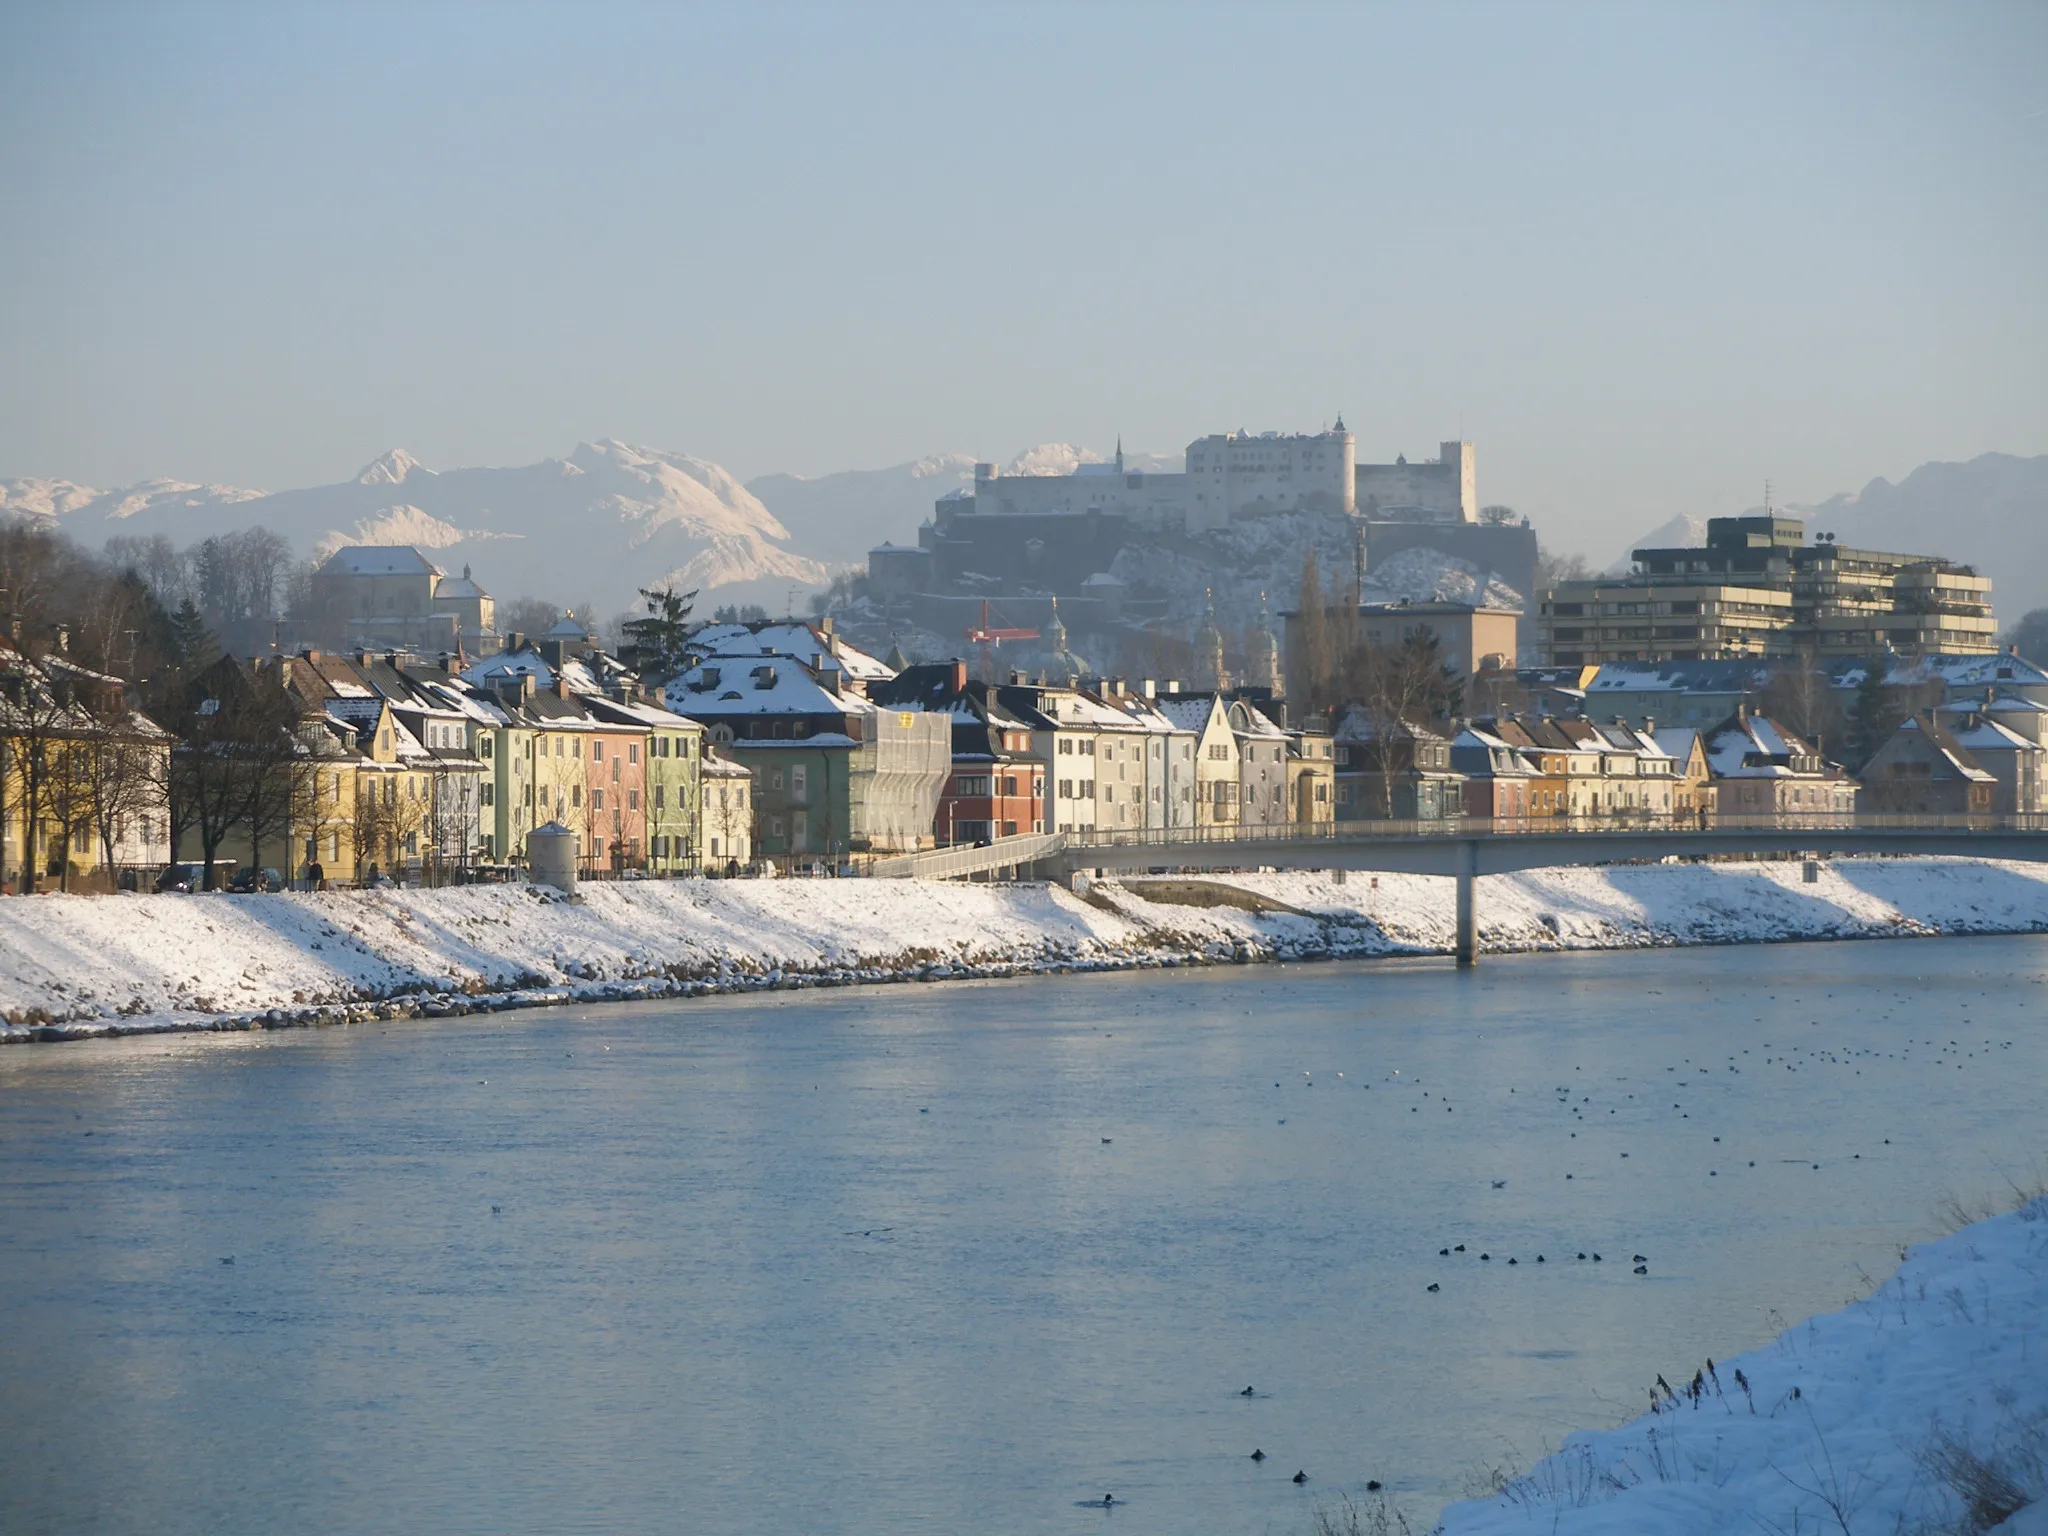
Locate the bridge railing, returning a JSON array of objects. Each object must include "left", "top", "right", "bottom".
[{"left": 1058, "top": 811, "right": 2048, "bottom": 854}]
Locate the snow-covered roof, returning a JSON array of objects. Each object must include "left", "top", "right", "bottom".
[
  {"left": 1228, "top": 701, "right": 1287, "bottom": 739},
  {"left": 1153, "top": 696, "right": 1226, "bottom": 735},
  {"left": 1586, "top": 659, "right": 1771, "bottom": 694},
  {"left": 434, "top": 569, "right": 489, "bottom": 599},
  {"left": 689, "top": 622, "right": 895, "bottom": 682},
  {"left": 665, "top": 656, "right": 881, "bottom": 723},
  {"left": 320, "top": 544, "right": 439, "bottom": 578},
  {"left": 462, "top": 649, "right": 555, "bottom": 688},
  {"left": 1647, "top": 726, "right": 1705, "bottom": 768},
  {"left": 1702, "top": 713, "right": 1827, "bottom": 778},
  {"left": 1943, "top": 716, "right": 2034, "bottom": 754},
  {"left": 1887, "top": 716, "right": 1997, "bottom": 782}
]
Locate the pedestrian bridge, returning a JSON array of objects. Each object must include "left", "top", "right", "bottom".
[{"left": 868, "top": 814, "right": 2048, "bottom": 964}]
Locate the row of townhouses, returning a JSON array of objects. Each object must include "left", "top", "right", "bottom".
[{"left": 9, "top": 541, "right": 2046, "bottom": 891}]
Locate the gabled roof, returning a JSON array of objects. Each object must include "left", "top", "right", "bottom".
[
  {"left": 1883, "top": 714, "right": 1996, "bottom": 782},
  {"left": 1155, "top": 695, "right": 1229, "bottom": 736},
  {"left": 1701, "top": 712, "right": 1836, "bottom": 778},
  {"left": 1943, "top": 716, "right": 2035, "bottom": 754},
  {"left": 319, "top": 544, "right": 439, "bottom": 578},
  {"left": 689, "top": 622, "right": 895, "bottom": 682},
  {"left": 665, "top": 654, "right": 880, "bottom": 723},
  {"left": 1646, "top": 726, "right": 1707, "bottom": 771}
]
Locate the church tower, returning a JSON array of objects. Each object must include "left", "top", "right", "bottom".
[
  {"left": 1249, "top": 591, "right": 1282, "bottom": 696},
  {"left": 1196, "top": 589, "right": 1230, "bottom": 692}
]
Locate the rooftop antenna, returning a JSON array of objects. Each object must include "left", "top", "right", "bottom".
[{"left": 1764, "top": 478, "right": 1773, "bottom": 516}]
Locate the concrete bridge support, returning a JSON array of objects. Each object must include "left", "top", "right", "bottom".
[{"left": 1454, "top": 840, "right": 1478, "bottom": 968}]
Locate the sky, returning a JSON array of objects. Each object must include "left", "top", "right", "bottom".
[{"left": 1, "top": 0, "right": 2044, "bottom": 560}]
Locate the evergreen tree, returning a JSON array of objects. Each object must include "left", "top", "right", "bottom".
[
  {"left": 620, "top": 585, "right": 698, "bottom": 682},
  {"left": 1295, "top": 546, "right": 1331, "bottom": 716},
  {"left": 169, "top": 599, "right": 218, "bottom": 674},
  {"left": 1847, "top": 657, "right": 1891, "bottom": 772}
]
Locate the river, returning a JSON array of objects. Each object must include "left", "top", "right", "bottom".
[{"left": 4, "top": 937, "right": 2046, "bottom": 1535}]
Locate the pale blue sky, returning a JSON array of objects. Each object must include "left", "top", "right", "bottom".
[{"left": 2, "top": 1, "right": 2043, "bottom": 556}]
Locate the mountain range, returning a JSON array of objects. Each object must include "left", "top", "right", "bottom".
[
  {"left": 6, "top": 441, "right": 2041, "bottom": 632},
  {"left": 1, "top": 440, "right": 828, "bottom": 619}
]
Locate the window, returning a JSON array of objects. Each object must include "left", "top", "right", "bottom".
[
  {"left": 571, "top": 786, "right": 582, "bottom": 807},
  {"left": 1059, "top": 738, "right": 1073, "bottom": 755},
  {"left": 791, "top": 764, "right": 807, "bottom": 799},
  {"left": 654, "top": 784, "right": 665, "bottom": 809},
  {"left": 629, "top": 743, "right": 639, "bottom": 764},
  {"left": 592, "top": 741, "right": 604, "bottom": 761},
  {"left": 1058, "top": 778, "right": 1072, "bottom": 799},
  {"left": 628, "top": 790, "right": 639, "bottom": 811},
  {"left": 592, "top": 788, "right": 604, "bottom": 811},
  {"left": 482, "top": 784, "right": 495, "bottom": 807}
]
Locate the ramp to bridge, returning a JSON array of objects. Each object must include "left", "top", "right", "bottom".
[{"left": 867, "top": 832, "right": 1065, "bottom": 881}]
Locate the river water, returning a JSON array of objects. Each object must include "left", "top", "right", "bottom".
[{"left": 4, "top": 937, "right": 2046, "bottom": 1535}]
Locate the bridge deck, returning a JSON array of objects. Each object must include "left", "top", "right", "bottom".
[{"left": 874, "top": 814, "right": 2048, "bottom": 966}]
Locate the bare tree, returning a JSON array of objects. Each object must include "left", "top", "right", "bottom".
[
  {"left": 165, "top": 657, "right": 299, "bottom": 889},
  {"left": 78, "top": 699, "right": 171, "bottom": 888},
  {"left": 1535, "top": 544, "right": 1591, "bottom": 592},
  {"left": 1345, "top": 632, "right": 1462, "bottom": 818},
  {"left": 1759, "top": 645, "right": 1846, "bottom": 759}
]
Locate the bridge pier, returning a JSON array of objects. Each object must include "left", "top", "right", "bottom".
[{"left": 1454, "top": 841, "right": 1478, "bottom": 967}]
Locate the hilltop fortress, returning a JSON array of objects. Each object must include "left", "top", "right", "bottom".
[
  {"left": 911, "top": 422, "right": 1477, "bottom": 534},
  {"left": 866, "top": 425, "right": 1534, "bottom": 659}
]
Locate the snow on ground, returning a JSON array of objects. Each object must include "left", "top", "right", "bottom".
[
  {"left": 1220, "top": 856, "right": 2048, "bottom": 953},
  {"left": 1435, "top": 1195, "right": 2048, "bottom": 1536},
  {"left": 2, "top": 857, "right": 2046, "bottom": 1044}
]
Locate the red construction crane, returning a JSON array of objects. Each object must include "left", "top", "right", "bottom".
[{"left": 966, "top": 599, "right": 1038, "bottom": 683}]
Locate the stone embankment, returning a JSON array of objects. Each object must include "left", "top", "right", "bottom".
[{"left": 3, "top": 856, "right": 2047, "bottom": 1045}]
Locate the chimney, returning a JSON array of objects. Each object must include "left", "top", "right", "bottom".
[
  {"left": 555, "top": 676, "right": 571, "bottom": 700},
  {"left": 950, "top": 659, "right": 968, "bottom": 694},
  {"left": 1643, "top": 716, "right": 1657, "bottom": 734},
  {"left": 1142, "top": 678, "right": 1156, "bottom": 698}
]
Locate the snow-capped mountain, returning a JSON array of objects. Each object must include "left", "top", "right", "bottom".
[
  {"left": 1, "top": 440, "right": 830, "bottom": 617},
  {"left": 746, "top": 444, "right": 1180, "bottom": 564},
  {"left": 1606, "top": 513, "right": 1708, "bottom": 573}
]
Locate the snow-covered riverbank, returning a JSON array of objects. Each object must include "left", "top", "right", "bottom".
[
  {"left": 1434, "top": 1193, "right": 2048, "bottom": 1536},
  {"left": 3, "top": 855, "right": 2047, "bottom": 1044}
]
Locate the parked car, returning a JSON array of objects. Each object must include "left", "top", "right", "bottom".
[
  {"left": 155, "top": 861, "right": 237, "bottom": 892},
  {"left": 228, "top": 867, "right": 284, "bottom": 894}
]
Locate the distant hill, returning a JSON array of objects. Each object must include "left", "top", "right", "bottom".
[
  {"left": 746, "top": 444, "right": 1180, "bottom": 565},
  {"left": 1608, "top": 453, "right": 2047, "bottom": 624},
  {"left": 1798, "top": 453, "right": 2048, "bottom": 622},
  {"left": 1604, "top": 514, "right": 1707, "bottom": 574},
  {"left": 1, "top": 440, "right": 830, "bottom": 618}
]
